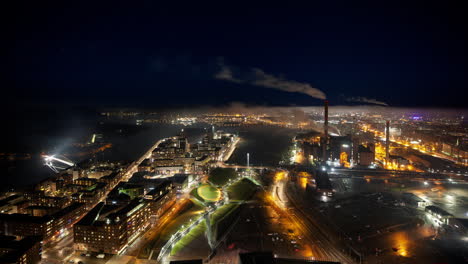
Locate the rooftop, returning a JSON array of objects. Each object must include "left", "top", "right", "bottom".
[
  {"left": 0, "top": 236, "right": 42, "bottom": 263},
  {"left": 426, "top": 205, "right": 452, "bottom": 217},
  {"left": 77, "top": 199, "right": 146, "bottom": 226}
]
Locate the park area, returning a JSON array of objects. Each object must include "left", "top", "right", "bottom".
[
  {"left": 208, "top": 167, "right": 237, "bottom": 186},
  {"left": 227, "top": 178, "right": 258, "bottom": 201},
  {"left": 197, "top": 184, "right": 222, "bottom": 202},
  {"left": 170, "top": 174, "right": 259, "bottom": 257},
  {"left": 135, "top": 200, "right": 204, "bottom": 260}
]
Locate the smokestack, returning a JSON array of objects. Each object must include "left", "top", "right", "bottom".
[
  {"left": 385, "top": 120, "right": 390, "bottom": 160},
  {"left": 322, "top": 100, "right": 329, "bottom": 162}
]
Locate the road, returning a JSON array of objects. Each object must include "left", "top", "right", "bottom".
[
  {"left": 220, "top": 136, "right": 240, "bottom": 162},
  {"left": 269, "top": 178, "right": 356, "bottom": 264},
  {"left": 218, "top": 164, "right": 271, "bottom": 170},
  {"left": 289, "top": 166, "right": 468, "bottom": 183},
  {"left": 118, "top": 197, "right": 191, "bottom": 259},
  {"left": 121, "top": 138, "right": 167, "bottom": 181}
]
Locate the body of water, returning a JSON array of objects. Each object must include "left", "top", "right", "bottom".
[
  {"left": 2, "top": 115, "right": 299, "bottom": 190},
  {"left": 225, "top": 126, "right": 298, "bottom": 166},
  {"left": 1, "top": 110, "right": 187, "bottom": 190}
]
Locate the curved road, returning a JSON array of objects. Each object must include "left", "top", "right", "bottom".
[{"left": 272, "top": 179, "right": 357, "bottom": 264}]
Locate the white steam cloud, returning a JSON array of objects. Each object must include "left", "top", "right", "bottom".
[
  {"left": 214, "top": 63, "right": 326, "bottom": 100},
  {"left": 251, "top": 68, "right": 326, "bottom": 100},
  {"left": 347, "top": 96, "right": 388, "bottom": 106},
  {"left": 214, "top": 65, "right": 242, "bottom": 83}
]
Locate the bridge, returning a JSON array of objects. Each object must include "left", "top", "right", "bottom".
[
  {"left": 282, "top": 164, "right": 467, "bottom": 183},
  {"left": 329, "top": 168, "right": 467, "bottom": 181},
  {"left": 218, "top": 163, "right": 273, "bottom": 170}
]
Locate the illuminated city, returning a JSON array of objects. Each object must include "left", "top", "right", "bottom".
[{"left": 1, "top": 2, "right": 467, "bottom": 264}]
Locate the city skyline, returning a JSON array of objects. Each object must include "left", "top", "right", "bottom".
[
  {"left": 1, "top": 2, "right": 467, "bottom": 264},
  {"left": 1, "top": 104, "right": 468, "bottom": 263}
]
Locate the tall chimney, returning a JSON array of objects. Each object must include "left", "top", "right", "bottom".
[
  {"left": 385, "top": 120, "right": 390, "bottom": 160},
  {"left": 322, "top": 100, "right": 329, "bottom": 162}
]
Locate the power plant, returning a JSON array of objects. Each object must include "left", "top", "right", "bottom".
[
  {"left": 322, "top": 100, "right": 329, "bottom": 162},
  {"left": 385, "top": 120, "right": 390, "bottom": 161}
]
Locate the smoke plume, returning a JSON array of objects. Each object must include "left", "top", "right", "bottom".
[
  {"left": 346, "top": 96, "right": 388, "bottom": 106},
  {"left": 214, "top": 62, "right": 326, "bottom": 100}
]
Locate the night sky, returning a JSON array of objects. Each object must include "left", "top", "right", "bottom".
[{"left": 3, "top": 1, "right": 466, "bottom": 108}]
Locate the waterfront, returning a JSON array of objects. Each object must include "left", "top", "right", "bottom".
[
  {"left": 226, "top": 126, "right": 298, "bottom": 166},
  {"left": 1, "top": 122, "right": 299, "bottom": 189},
  {"left": 1, "top": 116, "right": 185, "bottom": 189}
]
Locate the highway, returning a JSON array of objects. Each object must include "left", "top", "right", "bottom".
[
  {"left": 121, "top": 138, "right": 166, "bottom": 181},
  {"left": 327, "top": 168, "right": 467, "bottom": 184},
  {"left": 269, "top": 177, "right": 357, "bottom": 264},
  {"left": 288, "top": 164, "right": 467, "bottom": 182},
  {"left": 220, "top": 136, "right": 240, "bottom": 162}
]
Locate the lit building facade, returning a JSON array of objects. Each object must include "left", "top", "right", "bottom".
[{"left": 74, "top": 199, "right": 153, "bottom": 254}]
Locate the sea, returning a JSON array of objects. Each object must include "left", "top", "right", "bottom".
[{"left": 1, "top": 108, "right": 298, "bottom": 190}]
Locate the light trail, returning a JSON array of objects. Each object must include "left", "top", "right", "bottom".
[{"left": 267, "top": 177, "right": 356, "bottom": 264}]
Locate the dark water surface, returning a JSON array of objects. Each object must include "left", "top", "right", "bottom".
[
  {"left": 225, "top": 126, "right": 298, "bottom": 166},
  {"left": 1, "top": 107, "right": 191, "bottom": 190},
  {"left": 2, "top": 111, "right": 299, "bottom": 190}
]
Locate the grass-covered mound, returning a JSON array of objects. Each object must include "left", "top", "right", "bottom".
[
  {"left": 197, "top": 184, "right": 221, "bottom": 202},
  {"left": 208, "top": 168, "right": 237, "bottom": 186},
  {"left": 170, "top": 219, "right": 207, "bottom": 255},
  {"left": 190, "top": 183, "right": 222, "bottom": 204},
  {"left": 227, "top": 178, "right": 257, "bottom": 201}
]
